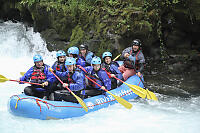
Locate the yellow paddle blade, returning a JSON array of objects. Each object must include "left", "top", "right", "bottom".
[
  {"left": 113, "top": 54, "right": 121, "bottom": 61},
  {"left": 146, "top": 89, "right": 158, "bottom": 101},
  {"left": 107, "top": 91, "right": 132, "bottom": 109},
  {"left": 123, "top": 82, "right": 147, "bottom": 99},
  {"left": 0, "top": 74, "right": 9, "bottom": 83},
  {"left": 20, "top": 72, "right": 26, "bottom": 76},
  {"left": 71, "top": 92, "right": 88, "bottom": 112}
]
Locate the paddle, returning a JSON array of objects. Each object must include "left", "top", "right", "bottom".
[
  {"left": 77, "top": 65, "right": 132, "bottom": 109},
  {"left": 102, "top": 68, "right": 147, "bottom": 99},
  {"left": 49, "top": 69, "right": 88, "bottom": 112},
  {"left": 137, "top": 75, "right": 158, "bottom": 101},
  {"left": 20, "top": 72, "right": 26, "bottom": 76},
  {"left": 113, "top": 54, "right": 121, "bottom": 61},
  {"left": 0, "top": 74, "right": 44, "bottom": 86}
]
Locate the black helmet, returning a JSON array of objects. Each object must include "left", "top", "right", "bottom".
[
  {"left": 79, "top": 43, "right": 88, "bottom": 50},
  {"left": 132, "top": 39, "right": 141, "bottom": 47}
]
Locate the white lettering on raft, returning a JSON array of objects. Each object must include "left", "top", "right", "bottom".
[{"left": 95, "top": 89, "right": 133, "bottom": 105}]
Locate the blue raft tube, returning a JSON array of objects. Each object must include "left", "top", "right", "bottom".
[{"left": 9, "top": 75, "right": 144, "bottom": 120}]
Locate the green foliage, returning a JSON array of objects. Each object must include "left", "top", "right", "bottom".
[
  {"left": 142, "top": 0, "right": 180, "bottom": 62},
  {"left": 69, "top": 25, "right": 85, "bottom": 46},
  {"left": 19, "top": 0, "right": 181, "bottom": 60}
]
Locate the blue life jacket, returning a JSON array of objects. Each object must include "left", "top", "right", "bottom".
[
  {"left": 83, "top": 66, "right": 111, "bottom": 91},
  {"left": 76, "top": 56, "right": 86, "bottom": 67},
  {"left": 80, "top": 51, "right": 94, "bottom": 66},
  {"left": 55, "top": 68, "right": 85, "bottom": 95},
  {"left": 101, "top": 62, "right": 123, "bottom": 80}
]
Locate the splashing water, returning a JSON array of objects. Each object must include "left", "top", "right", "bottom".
[{"left": 0, "top": 22, "right": 200, "bottom": 133}]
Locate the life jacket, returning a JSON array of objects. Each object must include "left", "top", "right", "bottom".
[
  {"left": 88, "top": 70, "right": 104, "bottom": 88},
  {"left": 31, "top": 65, "right": 47, "bottom": 83},
  {"left": 124, "top": 50, "right": 140, "bottom": 69},
  {"left": 55, "top": 61, "right": 66, "bottom": 72},
  {"left": 66, "top": 70, "right": 85, "bottom": 96},
  {"left": 133, "top": 50, "right": 141, "bottom": 70},
  {"left": 66, "top": 72, "right": 74, "bottom": 84},
  {"left": 102, "top": 63, "right": 111, "bottom": 73}
]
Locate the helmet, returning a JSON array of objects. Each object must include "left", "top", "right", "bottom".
[
  {"left": 67, "top": 46, "right": 79, "bottom": 55},
  {"left": 79, "top": 44, "right": 88, "bottom": 50},
  {"left": 33, "top": 54, "right": 43, "bottom": 62},
  {"left": 132, "top": 39, "right": 141, "bottom": 47},
  {"left": 56, "top": 50, "right": 66, "bottom": 57},
  {"left": 65, "top": 57, "right": 76, "bottom": 65},
  {"left": 102, "top": 52, "right": 112, "bottom": 59},
  {"left": 91, "top": 56, "right": 101, "bottom": 64}
]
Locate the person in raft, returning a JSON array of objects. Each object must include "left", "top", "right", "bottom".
[
  {"left": 49, "top": 57, "right": 85, "bottom": 103},
  {"left": 51, "top": 50, "right": 68, "bottom": 93},
  {"left": 79, "top": 56, "right": 111, "bottom": 97},
  {"left": 101, "top": 52, "right": 123, "bottom": 89},
  {"left": 79, "top": 43, "right": 95, "bottom": 66},
  {"left": 19, "top": 54, "right": 53, "bottom": 99},
  {"left": 118, "top": 39, "right": 145, "bottom": 80},
  {"left": 67, "top": 46, "right": 86, "bottom": 67},
  {"left": 52, "top": 50, "right": 67, "bottom": 72}
]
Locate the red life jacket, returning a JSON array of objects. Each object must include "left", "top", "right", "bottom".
[
  {"left": 67, "top": 72, "right": 74, "bottom": 84},
  {"left": 124, "top": 50, "right": 140, "bottom": 69},
  {"left": 55, "top": 61, "right": 66, "bottom": 72},
  {"left": 131, "top": 50, "right": 140, "bottom": 70},
  {"left": 89, "top": 71, "right": 103, "bottom": 88},
  {"left": 56, "top": 64, "right": 61, "bottom": 71},
  {"left": 31, "top": 66, "right": 46, "bottom": 83}
]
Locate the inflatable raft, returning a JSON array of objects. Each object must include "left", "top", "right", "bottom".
[{"left": 9, "top": 75, "right": 144, "bottom": 120}]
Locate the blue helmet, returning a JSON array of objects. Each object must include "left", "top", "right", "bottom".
[
  {"left": 91, "top": 56, "right": 101, "bottom": 64},
  {"left": 56, "top": 50, "right": 66, "bottom": 57},
  {"left": 65, "top": 57, "right": 76, "bottom": 65},
  {"left": 33, "top": 54, "right": 43, "bottom": 62},
  {"left": 102, "top": 52, "right": 112, "bottom": 59},
  {"left": 67, "top": 46, "right": 79, "bottom": 55}
]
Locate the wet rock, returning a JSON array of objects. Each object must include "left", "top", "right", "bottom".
[
  {"left": 3, "top": 8, "right": 21, "bottom": 22},
  {"left": 41, "top": 29, "right": 68, "bottom": 51}
]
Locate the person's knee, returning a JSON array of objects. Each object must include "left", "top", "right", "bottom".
[{"left": 24, "top": 86, "right": 33, "bottom": 96}]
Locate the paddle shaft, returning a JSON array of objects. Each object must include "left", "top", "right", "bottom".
[
  {"left": 10, "top": 79, "right": 43, "bottom": 86},
  {"left": 84, "top": 75, "right": 107, "bottom": 90},
  {"left": 113, "top": 54, "right": 121, "bottom": 61},
  {"left": 50, "top": 71, "right": 72, "bottom": 93},
  {"left": 77, "top": 65, "right": 133, "bottom": 109},
  {"left": 77, "top": 65, "right": 108, "bottom": 91}
]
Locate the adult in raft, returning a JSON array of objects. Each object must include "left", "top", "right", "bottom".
[
  {"left": 19, "top": 54, "right": 53, "bottom": 99},
  {"left": 101, "top": 52, "right": 123, "bottom": 89},
  {"left": 51, "top": 50, "right": 68, "bottom": 93},
  {"left": 79, "top": 56, "right": 111, "bottom": 97},
  {"left": 79, "top": 43, "right": 95, "bottom": 66},
  {"left": 68, "top": 46, "right": 86, "bottom": 67},
  {"left": 52, "top": 50, "right": 67, "bottom": 72},
  {"left": 49, "top": 57, "right": 85, "bottom": 103},
  {"left": 118, "top": 39, "right": 145, "bottom": 80}
]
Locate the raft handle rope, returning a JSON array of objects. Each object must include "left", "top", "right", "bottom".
[{"left": 12, "top": 79, "right": 142, "bottom": 112}]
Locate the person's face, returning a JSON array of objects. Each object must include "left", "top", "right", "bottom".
[
  {"left": 58, "top": 56, "right": 66, "bottom": 63},
  {"left": 80, "top": 49, "right": 87, "bottom": 56},
  {"left": 35, "top": 61, "right": 44, "bottom": 68},
  {"left": 68, "top": 54, "right": 73, "bottom": 57},
  {"left": 132, "top": 45, "right": 139, "bottom": 52},
  {"left": 104, "top": 57, "right": 111, "bottom": 64},
  {"left": 67, "top": 65, "right": 75, "bottom": 72},
  {"left": 92, "top": 64, "right": 101, "bottom": 71}
]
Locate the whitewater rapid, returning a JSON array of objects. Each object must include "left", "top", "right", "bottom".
[{"left": 0, "top": 21, "right": 199, "bottom": 133}]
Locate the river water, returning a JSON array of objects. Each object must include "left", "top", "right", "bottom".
[{"left": 0, "top": 21, "right": 199, "bottom": 133}]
